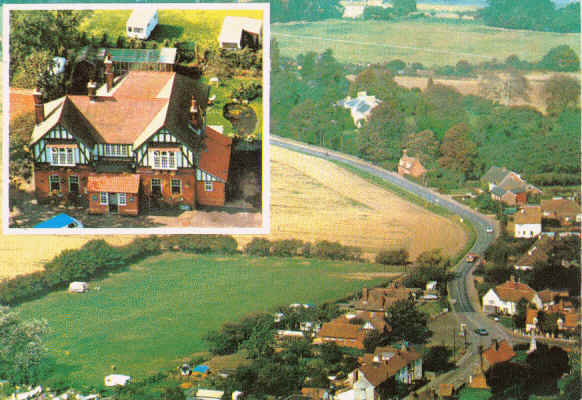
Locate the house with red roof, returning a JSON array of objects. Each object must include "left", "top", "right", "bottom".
[
  {"left": 482, "top": 278, "right": 542, "bottom": 315},
  {"left": 29, "top": 56, "right": 232, "bottom": 216},
  {"left": 482, "top": 339, "right": 515, "bottom": 370}
]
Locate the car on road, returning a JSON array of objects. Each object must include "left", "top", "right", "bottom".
[
  {"left": 474, "top": 328, "right": 489, "bottom": 336},
  {"left": 486, "top": 226, "right": 493, "bottom": 233}
]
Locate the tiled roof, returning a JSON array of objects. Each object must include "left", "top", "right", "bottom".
[
  {"left": 318, "top": 321, "right": 362, "bottom": 340},
  {"left": 513, "top": 206, "right": 542, "bottom": 225},
  {"left": 541, "top": 199, "right": 580, "bottom": 218},
  {"left": 87, "top": 174, "right": 140, "bottom": 194},
  {"left": 538, "top": 289, "right": 564, "bottom": 304},
  {"left": 563, "top": 312, "right": 580, "bottom": 329},
  {"left": 483, "top": 340, "right": 515, "bottom": 368},
  {"left": 526, "top": 308, "right": 538, "bottom": 326},
  {"left": 357, "top": 287, "right": 414, "bottom": 311},
  {"left": 493, "top": 280, "right": 537, "bottom": 303},
  {"left": 198, "top": 126, "right": 232, "bottom": 182}
]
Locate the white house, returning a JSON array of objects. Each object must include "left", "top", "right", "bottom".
[
  {"left": 126, "top": 9, "right": 158, "bottom": 40},
  {"left": 513, "top": 206, "right": 542, "bottom": 239},
  {"left": 218, "top": 16, "right": 262, "bottom": 49},
  {"left": 482, "top": 280, "right": 542, "bottom": 315},
  {"left": 337, "top": 92, "right": 381, "bottom": 128}
]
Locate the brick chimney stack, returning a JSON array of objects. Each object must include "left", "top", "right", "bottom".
[
  {"left": 190, "top": 95, "right": 201, "bottom": 130},
  {"left": 105, "top": 53, "right": 114, "bottom": 92},
  {"left": 33, "top": 87, "right": 44, "bottom": 124},
  {"left": 87, "top": 80, "right": 97, "bottom": 102}
]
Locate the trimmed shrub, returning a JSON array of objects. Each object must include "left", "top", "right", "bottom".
[
  {"left": 245, "top": 238, "right": 272, "bottom": 257},
  {"left": 272, "top": 239, "right": 304, "bottom": 257}
]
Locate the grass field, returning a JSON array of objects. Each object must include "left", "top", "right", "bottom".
[
  {"left": 272, "top": 19, "right": 580, "bottom": 66},
  {"left": 16, "top": 253, "right": 400, "bottom": 388},
  {"left": 78, "top": 9, "right": 263, "bottom": 51}
]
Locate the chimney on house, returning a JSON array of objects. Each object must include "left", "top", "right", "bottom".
[
  {"left": 104, "top": 53, "right": 114, "bottom": 92},
  {"left": 33, "top": 87, "right": 44, "bottom": 124},
  {"left": 87, "top": 80, "right": 97, "bottom": 102},
  {"left": 190, "top": 95, "right": 201, "bottom": 130}
]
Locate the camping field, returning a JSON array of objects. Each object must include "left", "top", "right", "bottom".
[
  {"left": 272, "top": 19, "right": 580, "bottom": 66},
  {"left": 16, "top": 252, "right": 401, "bottom": 388}
]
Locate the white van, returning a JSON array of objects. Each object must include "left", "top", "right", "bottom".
[
  {"left": 126, "top": 9, "right": 158, "bottom": 40},
  {"left": 68, "top": 282, "right": 89, "bottom": 293}
]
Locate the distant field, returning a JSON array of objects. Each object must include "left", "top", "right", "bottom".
[
  {"left": 272, "top": 19, "right": 580, "bottom": 66},
  {"left": 79, "top": 9, "right": 263, "bottom": 50},
  {"left": 17, "top": 253, "right": 400, "bottom": 388}
]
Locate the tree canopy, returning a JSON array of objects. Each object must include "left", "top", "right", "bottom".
[{"left": 387, "top": 298, "right": 432, "bottom": 344}]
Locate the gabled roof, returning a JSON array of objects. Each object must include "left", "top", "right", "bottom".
[
  {"left": 318, "top": 321, "right": 362, "bottom": 340},
  {"left": 32, "top": 72, "right": 208, "bottom": 153},
  {"left": 493, "top": 280, "right": 538, "bottom": 304},
  {"left": 482, "top": 166, "right": 511, "bottom": 184},
  {"left": 541, "top": 199, "right": 580, "bottom": 218},
  {"left": 218, "top": 16, "right": 262, "bottom": 44}
]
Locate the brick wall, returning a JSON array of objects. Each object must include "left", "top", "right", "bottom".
[
  {"left": 196, "top": 181, "right": 226, "bottom": 206},
  {"left": 136, "top": 168, "right": 196, "bottom": 207}
]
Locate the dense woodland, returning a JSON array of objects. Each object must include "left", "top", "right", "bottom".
[{"left": 271, "top": 43, "right": 581, "bottom": 189}]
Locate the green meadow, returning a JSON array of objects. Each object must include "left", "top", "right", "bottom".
[
  {"left": 17, "top": 253, "right": 397, "bottom": 389},
  {"left": 272, "top": 19, "right": 580, "bottom": 66}
]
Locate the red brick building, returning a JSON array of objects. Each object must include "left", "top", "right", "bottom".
[{"left": 29, "top": 66, "right": 232, "bottom": 215}]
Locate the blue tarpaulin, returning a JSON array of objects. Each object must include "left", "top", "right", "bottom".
[{"left": 34, "top": 214, "right": 83, "bottom": 229}]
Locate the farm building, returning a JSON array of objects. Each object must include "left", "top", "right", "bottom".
[
  {"left": 218, "top": 16, "right": 262, "bottom": 49},
  {"left": 126, "top": 9, "right": 158, "bottom": 40},
  {"left": 29, "top": 63, "right": 233, "bottom": 215}
]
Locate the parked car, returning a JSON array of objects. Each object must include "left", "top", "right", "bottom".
[
  {"left": 34, "top": 213, "right": 83, "bottom": 229},
  {"left": 474, "top": 328, "right": 489, "bottom": 336}
]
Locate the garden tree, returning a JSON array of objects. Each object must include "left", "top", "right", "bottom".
[
  {"left": 387, "top": 298, "right": 432, "bottom": 343},
  {"left": 512, "top": 298, "right": 529, "bottom": 329},
  {"left": 439, "top": 123, "right": 477, "bottom": 178},
  {"left": 402, "top": 129, "right": 439, "bottom": 165},
  {"left": 9, "top": 112, "right": 36, "bottom": 182},
  {"left": 423, "top": 346, "right": 454, "bottom": 373},
  {"left": 538, "top": 45, "right": 579, "bottom": 72},
  {"left": 162, "top": 386, "right": 186, "bottom": 400},
  {"left": 359, "top": 100, "right": 406, "bottom": 167},
  {"left": 363, "top": 329, "right": 389, "bottom": 353},
  {"left": 416, "top": 249, "right": 449, "bottom": 269},
  {"left": 278, "top": 338, "right": 313, "bottom": 365},
  {"left": 385, "top": 59, "right": 407, "bottom": 74},
  {"left": 559, "top": 353, "right": 581, "bottom": 400},
  {"left": 0, "top": 306, "right": 48, "bottom": 384},
  {"left": 349, "top": 66, "right": 400, "bottom": 103},
  {"left": 204, "top": 322, "right": 245, "bottom": 355},
  {"left": 543, "top": 75, "right": 580, "bottom": 115},
  {"left": 485, "top": 361, "right": 529, "bottom": 398},
  {"left": 318, "top": 342, "right": 344, "bottom": 365},
  {"left": 392, "top": 0, "right": 417, "bottom": 16},
  {"left": 242, "top": 318, "right": 276, "bottom": 360},
  {"left": 526, "top": 344, "right": 569, "bottom": 389},
  {"left": 537, "top": 311, "right": 564, "bottom": 334},
  {"left": 375, "top": 249, "right": 409, "bottom": 266}
]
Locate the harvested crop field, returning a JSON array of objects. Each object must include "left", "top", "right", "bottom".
[{"left": 236, "top": 146, "right": 467, "bottom": 260}]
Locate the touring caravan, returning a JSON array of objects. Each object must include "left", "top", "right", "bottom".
[
  {"left": 126, "top": 9, "right": 158, "bottom": 40},
  {"left": 105, "top": 374, "right": 131, "bottom": 386},
  {"left": 68, "top": 281, "right": 89, "bottom": 293}
]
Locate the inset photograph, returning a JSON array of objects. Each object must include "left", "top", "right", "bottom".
[{"left": 6, "top": 4, "right": 269, "bottom": 232}]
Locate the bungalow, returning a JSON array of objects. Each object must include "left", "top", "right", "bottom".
[
  {"left": 126, "top": 9, "right": 158, "bottom": 40},
  {"left": 29, "top": 66, "right": 232, "bottom": 216},
  {"left": 482, "top": 339, "right": 515, "bottom": 370},
  {"left": 482, "top": 166, "right": 542, "bottom": 205},
  {"left": 218, "top": 16, "right": 262, "bottom": 50},
  {"left": 316, "top": 320, "right": 368, "bottom": 349},
  {"left": 482, "top": 279, "right": 542, "bottom": 315},
  {"left": 397, "top": 150, "right": 427, "bottom": 179},
  {"left": 541, "top": 198, "right": 581, "bottom": 226},
  {"left": 512, "top": 206, "right": 542, "bottom": 238}
]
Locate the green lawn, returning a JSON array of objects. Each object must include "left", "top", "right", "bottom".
[
  {"left": 79, "top": 9, "right": 263, "bottom": 50},
  {"left": 17, "top": 253, "right": 397, "bottom": 389},
  {"left": 459, "top": 388, "right": 493, "bottom": 400},
  {"left": 272, "top": 19, "right": 580, "bottom": 66}
]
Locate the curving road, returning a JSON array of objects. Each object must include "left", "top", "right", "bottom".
[{"left": 270, "top": 135, "right": 512, "bottom": 389}]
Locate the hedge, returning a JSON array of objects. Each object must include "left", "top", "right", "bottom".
[{"left": 0, "top": 235, "right": 237, "bottom": 306}]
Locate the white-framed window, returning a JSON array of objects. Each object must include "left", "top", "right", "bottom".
[
  {"left": 49, "top": 175, "right": 61, "bottom": 192},
  {"left": 205, "top": 181, "right": 213, "bottom": 192},
  {"left": 151, "top": 178, "right": 162, "bottom": 196},
  {"left": 103, "top": 144, "right": 130, "bottom": 157},
  {"left": 151, "top": 150, "right": 177, "bottom": 170},
  {"left": 100, "top": 192, "right": 108, "bottom": 205},
  {"left": 171, "top": 179, "right": 181, "bottom": 195},
  {"left": 119, "top": 193, "right": 127, "bottom": 206},
  {"left": 50, "top": 147, "right": 75, "bottom": 166},
  {"left": 68, "top": 175, "right": 80, "bottom": 193}
]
